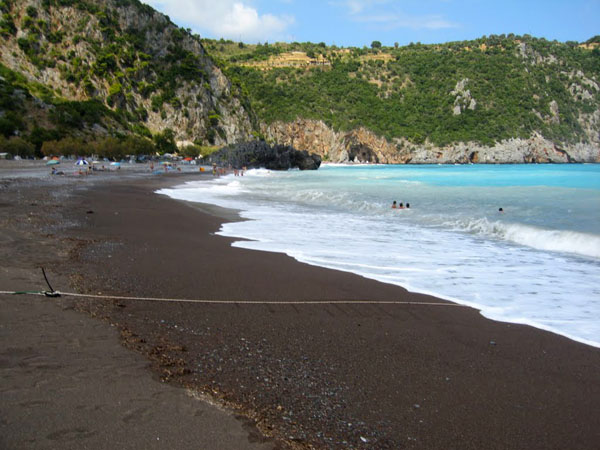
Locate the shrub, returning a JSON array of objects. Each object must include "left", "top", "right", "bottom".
[
  {"left": 26, "top": 6, "right": 37, "bottom": 18},
  {"left": 2, "top": 136, "right": 35, "bottom": 157},
  {"left": 108, "top": 81, "right": 122, "bottom": 96},
  {"left": 153, "top": 128, "right": 177, "bottom": 154},
  {"left": 0, "top": 13, "right": 17, "bottom": 36},
  {"left": 179, "top": 144, "right": 201, "bottom": 158}
]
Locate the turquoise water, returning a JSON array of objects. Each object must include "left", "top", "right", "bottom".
[{"left": 159, "top": 164, "right": 600, "bottom": 347}]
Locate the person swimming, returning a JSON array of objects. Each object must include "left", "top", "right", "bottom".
[
  {"left": 406, "top": 203, "right": 410, "bottom": 209},
  {"left": 399, "top": 202, "right": 405, "bottom": 209},
  {"left": 392, "top": 201, "right": 397, "bottom": 209}
]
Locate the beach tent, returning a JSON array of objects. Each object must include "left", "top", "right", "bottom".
[
  {"left": 110, "top": 162, "right": 120, "bottom": 166},
  {"left": 46, "top": 160, "right": 60, "bottom": 165}
]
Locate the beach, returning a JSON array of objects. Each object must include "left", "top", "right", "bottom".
[{"left": 1, "top": 160, "right": 599, "bottom": 449}]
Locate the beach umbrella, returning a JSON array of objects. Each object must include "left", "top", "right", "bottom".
[
  {"left": 75, "top": 159, "right": 89, "bottom": 166},
  {"left": 46, "top": 160, "right": 60, "bottom": 165},
  {"left": 110, "top": 162, "right": 120, "bottom": 166}
]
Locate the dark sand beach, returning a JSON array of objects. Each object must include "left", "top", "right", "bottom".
[{"left": 1, "top": 160, "right": 599, "bottom": 449}]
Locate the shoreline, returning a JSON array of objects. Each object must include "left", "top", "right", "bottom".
[
  {"left": 160, "top": 165, "right": 600, "bottom": 349},
  {"left": 2, "top": 162, "right": 600, "bottom": 449}
]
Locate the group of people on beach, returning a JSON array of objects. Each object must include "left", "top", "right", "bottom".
[
  {"left": 391, "top": 200, "right": 410, "bottom": 209},
  {"left": 210, "top": 163, "right": 246, "bottom": 177}
]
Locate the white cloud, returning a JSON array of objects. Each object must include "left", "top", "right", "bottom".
[
  {"left": 330, "top": 0, "right": 390, "bottom": 15},
  {"left": 142, "top": 1, "right": 294, "bottom": 42},
  {"left": 355, "top": 13, "right": 458, "bottom": 30},
  {"left": 331, "top": 0, "right": 458, "bottom": 31}
]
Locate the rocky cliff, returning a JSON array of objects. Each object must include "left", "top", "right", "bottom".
[
  {"left": 0, "top": 0, "right": 252, "bottom": 146},
  {"left": 208, "top": 141, "right": 321, "bottom": 170},
  {"left": 264, "top": 119, "right": 600, "bottom": 163}
]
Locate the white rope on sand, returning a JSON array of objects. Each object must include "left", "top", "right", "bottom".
[{"left": 0, "top": 290, "right": 468, "bottom": 307}]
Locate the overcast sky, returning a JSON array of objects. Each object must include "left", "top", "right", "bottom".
[{"left": 141, "top": 0, "right": 599, "bottom": 46}]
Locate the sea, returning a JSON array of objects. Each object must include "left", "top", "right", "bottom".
[{"left": 157, "top": 164, "right": 600, "bottom": 348}]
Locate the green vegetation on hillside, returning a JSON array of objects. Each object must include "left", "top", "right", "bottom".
[
  {"left": 209, "top": 35, "right": 600, "bottom": 146},
  {"left": 0, "top": 0, "right": 239, "bottom": 157},
  {"left": 0, "top": 61, "right": 207, "bottom": 158}
]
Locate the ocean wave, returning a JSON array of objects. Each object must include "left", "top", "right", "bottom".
[
  {"left": 447, "top": 217, "right": 600, "bottom": 259},
  {"left": 156, "top": 178, "right": 248, "bottom": 203},
  {"left": 245, "top": 168, "right": 278, "bottom": 177}
]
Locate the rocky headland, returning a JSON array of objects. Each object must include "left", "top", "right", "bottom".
[
  {"left": 208, "top": 141, "right": 321, "bottom": 170},
  {"left": 264, "top": 119, "right": 600, "bottom": 164}
]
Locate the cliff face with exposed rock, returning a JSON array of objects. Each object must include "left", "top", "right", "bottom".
[
  {"left": 264, "top": 119, "right": 600, "bottom": 163},
  {"left": 0, "top": 0, "right": 252, "bottom": 146}
]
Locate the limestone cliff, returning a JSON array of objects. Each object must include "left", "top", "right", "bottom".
[
  {"left": 264, "top": 119, "right": 600, "bottom": 164},
  {"left": 0, "top": 0, "right": 253, "bottom": 145}
]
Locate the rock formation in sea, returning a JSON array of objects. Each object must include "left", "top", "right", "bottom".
[{"left": 208, "top": 141, "right": 321, "bottom": 170}]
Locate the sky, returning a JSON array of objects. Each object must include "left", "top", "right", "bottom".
[{"left": 141, "top": 0, "right": 599, "bottom": 47}]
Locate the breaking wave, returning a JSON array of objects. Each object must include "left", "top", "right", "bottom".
[{"left": 448, "top": 218, "right": 600, "bottom": 259}]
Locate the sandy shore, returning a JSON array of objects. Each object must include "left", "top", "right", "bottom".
[
  {"left": 1, "top": 160, "right": 599, "bottom": 449},
  {"left": 0, "top": 161, "right": 275, "bottom": 450}
]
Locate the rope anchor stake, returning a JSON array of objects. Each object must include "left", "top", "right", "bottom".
[{"left": 41, "top": 267, "right": 61, "bottom": 297}]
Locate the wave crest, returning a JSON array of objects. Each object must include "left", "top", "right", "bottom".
[{"left": 449, "top": 218, "right": 600, "bottom": 259}]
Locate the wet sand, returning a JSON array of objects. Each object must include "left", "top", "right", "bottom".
[{"left": 2, "top": 161, "right": 600, "bottom": 449}]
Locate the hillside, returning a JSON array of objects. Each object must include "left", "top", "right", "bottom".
[
  {"left": 207, "top": 36, "right": 600, "bottom": 163},
  {"left": 0, "top": 0, "right": 598, "bottom": 163},
  {"left": 0, "top": 0, "right": 253, "bottom": 158}
]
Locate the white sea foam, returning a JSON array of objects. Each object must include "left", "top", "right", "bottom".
[
  {"left": 443, "top": 217, "right": 600, "bottom": 259},
  {"left": 501, "top": 224, "right": 600, "bottom": 258},
  {"left": 245, "top": 168, "right": 276, "bottom": 177}
]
